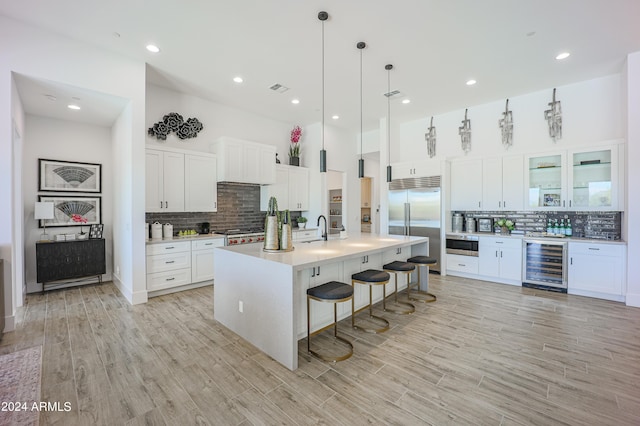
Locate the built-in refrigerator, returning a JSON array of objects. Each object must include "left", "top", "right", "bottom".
[{"left": 388, "top": 176, "right": 441, "bottom": 272}]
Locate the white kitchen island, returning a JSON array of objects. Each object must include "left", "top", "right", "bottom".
[{"left": 213, "top": 234, "right": 428, "bottom": 370}]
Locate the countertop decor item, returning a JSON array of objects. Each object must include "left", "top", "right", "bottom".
[
  {"left": 459, "top": 108, "right": 471, "bottom": 154},
  {"left": 297, "top": 216, "right": 307, "bottom": 229},
  {"left": 289, "top": 125, "right": 302, "bottom": 166},
  {"left": 544, "top": 88, "right": 562, "bottom": 142},
  {"left": 264, "top": 196, "right": 280, "bottom": 251},
  {"left": 148, "top": 112, "right": 203, "bottom": 140},
  {"left": 496, "top": 218, "right": 515, "bottom": 234},
  {"left": 281, "top": 209, "right": 293, "bottom": 251},
  {"left": 499, "top": 99, "right": 513, "bottom": 149}
]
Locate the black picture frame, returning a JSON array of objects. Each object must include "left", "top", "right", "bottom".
[
  {"left": 38, "top": 195, "right": 101, "bottom": 228},
  {"left": 39, "top": 158, "right": 102, "bottom": 193},
  {"left": 89, "top": 224, "right": 104, "bottom": 239}
]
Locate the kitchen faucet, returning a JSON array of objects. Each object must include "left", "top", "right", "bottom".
[{"left": 317, "top": 215, "right": 328, "bottom": 241}]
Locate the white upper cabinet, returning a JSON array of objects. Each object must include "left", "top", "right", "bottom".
[
  {"left": 567, "top": 145, "right": 618, "bottom": 211},
  {"left": 482, "top": 156, "right": 524, "bottom": 211},
  {"left": 450, "top": 159, "right": 483, "bottom": 211},
  {"left": 524, "top": 152, "right": 567, "bottom": 210},
  {"left": 260, "top": 164, "right": 310, "bottom": 211},
  {"left": 391, "top": 159, "right": 441, "bottom": 180},
  {"left": 145, "top": 149, "right": 185, "bottom": 212},
  {"left": 212, "top": 137, "right": 276, "bottom": 185},
  {"left": 185, "top": 154, "right": 218, "bottom": 212}
]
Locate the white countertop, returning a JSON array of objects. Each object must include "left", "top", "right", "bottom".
[
  {"left": 146, "top": 233, "right": 225, "bottom": 245},
  {"left": 215, "top": 234, "right": 428, "bottom": 269},
  {"left": 446, "top": 231, "right": 626, "bottom": 245}
]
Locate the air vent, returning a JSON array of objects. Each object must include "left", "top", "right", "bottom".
[
  {"left": 384, "top": 90, "right": 402, "bottom": 98},
  {"left": 269, "top": 83, "right": 290, "bottom": 93}
]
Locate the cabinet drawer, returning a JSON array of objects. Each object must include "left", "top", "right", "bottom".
[
  {"left": 146, "top": 251, "right": 191, "bottom": 274},
  {"left": 192, "top": 238, "right": 225, "bottom": 251},
  {"left": 294, "top": 230, "right": 317, "bottom": 241},
  {"left": 569, "top": 242, "right": 623, "bottom": 257},
  {"left": 447, "top": 254, "right": 479, "bottom": 274},
  {"left": 146, "top": 241, "right": 191, "bottom": 255},
  {"left": 147, "top": 268, "right": 192, "bottom": 291},
  {"left": 480, "top": 236, "right": 522, "bottom": 250}
]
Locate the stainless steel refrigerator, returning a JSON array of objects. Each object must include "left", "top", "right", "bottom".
[{"left": 388, "top": 176, "right": 441, "bottom": 272}]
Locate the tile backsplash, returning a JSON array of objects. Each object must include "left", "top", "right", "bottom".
[
  {"left": 455, "top": 210, "right": 622, "bottom": 240},
  {"left": 146, "top": 182, "right": 301, "bottom": 235}
]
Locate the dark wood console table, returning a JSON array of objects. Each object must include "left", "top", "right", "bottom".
[{"left": 36, "top": 239, "right": 106, "bottom": 292}]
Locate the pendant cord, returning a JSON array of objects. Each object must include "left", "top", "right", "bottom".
[
  {"left": 360, "top": 47, "right": 363, "bottom": 161},
  {"left": 387, "top": 68, "right": 391, "bottom": 166},
  {"left": 321, "top": 19, "right": 325, "bottom": 152}
]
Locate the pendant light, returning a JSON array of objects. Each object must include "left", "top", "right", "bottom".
[
  {"left": 318, "top": 11, "right": 328, "bottom": 173},
  {"left": 357, "top": 41, "right": 366, "bottom": 178},
  {"left": 385, "top": 64, "right": 393, "bottom": 183}
]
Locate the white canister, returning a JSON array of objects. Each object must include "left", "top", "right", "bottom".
[
  {"left": 151, "top": 222, "right": 163, "bottom": 239},
  {"left": 163, "top": 223, "right": 174, "bottom": 238}
]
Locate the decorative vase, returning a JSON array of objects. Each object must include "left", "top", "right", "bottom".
[
  {"left": 501, "top": 226, "right": 510, "bottom": 235},
  {"left": 289, "top": 156, "right": 299, "bottom": 166},
  {"left": 281, "top": 223, "right": 293, "bottom": 250},
  {"left": 298, "top": 222, "right": 306, "bottom": 229},
  {"left": 264, "top": 216, "right": 280, "bottom": 250}
]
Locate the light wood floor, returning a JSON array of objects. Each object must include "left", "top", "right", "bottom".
[{"left": 2, "top": 275, "right": 640, "bottom": 425}]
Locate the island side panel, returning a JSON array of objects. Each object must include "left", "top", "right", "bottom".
[{"left": 214, "top": 249, "right": 297, "bottom": 370}]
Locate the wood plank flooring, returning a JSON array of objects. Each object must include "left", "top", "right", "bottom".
[{"left": 2, "top": 274, "right": 640, "bottom": 425}]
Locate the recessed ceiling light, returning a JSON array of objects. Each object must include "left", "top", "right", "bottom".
[
  {"left": 291, "top": 99, "right": 300, "bottom": 104},
  {"left": 146, "top": 44, "right": 160, "bottom": 53},
  {"left": 555, "top": 52, "right": 570, "bottom": 60},
  {"left": 402, "top": 99, "right": 411, "bottom": 104},
  {"left": 466, "top": 79, "right": 477, "bottom": 86},
  {"left": 332, "top": 115, "right": 339, "bottom": 120},
  {"left": 67, "top": 104, "right": 81, "bottom": 110},
  {"left": 233, "top": 76, "right": 243, "bottom": 83}
]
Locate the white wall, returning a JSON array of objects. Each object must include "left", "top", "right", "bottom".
[
  {"left": 397, "top": 74, "right": 623, "bottom": 162},
  {"left": 146, "top": 84, "right": 292, "bottom": 157},
  {"left": 22, "top": 116, "right": 114, "bottom": 292},
  {"left": 625, "top": 52, "right": 640, "bottom": 307}
]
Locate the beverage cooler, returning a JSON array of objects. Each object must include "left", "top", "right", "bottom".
[{"left": 522, "top": 239, "right": 568, "bottom": 291}]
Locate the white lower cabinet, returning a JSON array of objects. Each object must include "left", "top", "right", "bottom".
[
  {"left": 446, "top": 254, "right": 479, "bottom": 275},
  {"left": 298, "top": 262, "right": 343, "bottom": 336},
  {"left": 478, "top": 237, "right": 522, "bottom": 284},
  {"left": 568, "top": 242, "right": 625, "bottom": 301},
  {"left": 292, "top": 229, "right": 318, "bottom": 242},
  {"left": 191, "top": 239, "right": 225, "bottom": 283}
]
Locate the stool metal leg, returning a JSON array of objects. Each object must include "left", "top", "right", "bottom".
[
  {"left": 408, "top": 264, "right": 437, "bottom": 303},
  {"left": 383, "top": 271, "right": 415, "bottom": 314},
  {"left": 307, "top": 295, "right": 353, "bottom": 362},
  {"left": 352, "top": 280, "right": 390, "bottom": 334}
]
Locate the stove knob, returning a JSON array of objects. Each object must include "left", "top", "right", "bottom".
[
  {"left": 248, "top": 238, "right": 253, "bottom": 243},
  {"left": 241, "top": 239, "right": 246, "bottom": 243}
]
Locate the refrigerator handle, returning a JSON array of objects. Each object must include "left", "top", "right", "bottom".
[{"left": 404, "top": 203, "right": 410, "bottom": 235}]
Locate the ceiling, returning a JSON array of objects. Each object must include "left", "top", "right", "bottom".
[{"left": 3, "top": 0, "right": 640, "bottom": 132}]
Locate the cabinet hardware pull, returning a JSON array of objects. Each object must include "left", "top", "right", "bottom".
[
  {"left": 458, "top": 264, "right": 466, "bottom": 267},
  {"left": 500, "top": 251, "right": 503, "bottom": 258},
  {"left": 504, "top": 201, "right": 506, "bottom": 208},
  {"left": 563, "top": 200, "right": 565, "bottom": 207},
  {"left": 165, "top": 246, "right": 175, "bottom": 249},
  {"left": 570, "top": 258, "right": 573, "bottom": 265},
  {"left": 588, "top": 247, "right": 600, "bottom": 250},
  {"left": 499, "top": 201, "right": 501, "bottom": 208},
  {"left": 165, "top": 201, "right": 168, "bottom": 208},
  {"left": 496, "top": 241, "right": 503, "bottom": 244},
  {"left": 166, "top": 277, "right": 175, "bottom": 281},
  {"left": 311, "top": 268, "right": 316, "bottom": 277},
  {"left": 317, "top": 266, "right": 320, "bottom": 276},
  {"left": 160, "top": 201, "right": 163, "bottom": 208},
  {"left": 204, "top": 243, "right": 213, "bottom": 246},
  {"left": 478, "top": 201, "right": 481, "bottom": 208},
  {"left": 569, "top": 200, "right": 572, "bottom": 207},
  {"left": 165, "top": 261, "right": 175, "bottom": 264},
  {"left": 496, "top": 250, "right": 498, "bottom": 257}
]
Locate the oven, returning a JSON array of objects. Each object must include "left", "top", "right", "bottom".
[
  {"left": 218, "top": 229, "right": 265, "bottom": 246},
  {"left": 446, "top": 234, "right": 479, "bottom": 256}
]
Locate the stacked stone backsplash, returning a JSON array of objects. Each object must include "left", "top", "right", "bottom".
[
  {"left": 146, "top": 182, "right": 302, "bottom": 235},
  {"left": 455, "top": 211, "right": 622, "bottom": 240}
]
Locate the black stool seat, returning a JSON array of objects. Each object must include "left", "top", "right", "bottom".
[
  {"left": 383, "top": 261, "right": 416, "bottom": 272},
  {"left": 352, "top": 269, "right": 390, "bottom": 282},
  {"left": 308, "top": 281, "right": 353, "bottom": 300},
  {"left": 408, "top": 256, "right": 437, "bottom": 265}
]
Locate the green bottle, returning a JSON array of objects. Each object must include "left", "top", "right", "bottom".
[
  {"left": 553, "top": 219, "right": 560, "bottom": 235},
  {"left": 566, "top": 219, "right": 573, "bottom": 237}
]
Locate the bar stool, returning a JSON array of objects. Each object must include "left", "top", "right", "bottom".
[
  {"left": 407, "top": 256, "right": 437, "bottom": 303},
  {"left": 307, "top": 281, "right": 354, "bottom": 362},
  {"left": 382, "top": 261, "right": 416, "bottom": 314},
  {"left": 351, "top": 269, "right": 391, "bottom": 333}
]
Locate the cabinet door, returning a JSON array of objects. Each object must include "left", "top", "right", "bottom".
[
  {"left": 289, "top": 167, "right": 310, "bottom": 210},
  {"left": 482, "top": 158, "right": 503, "bottom": 211},
  {"left": 191, "top": 248, "right": 214, "bottom": 282},
  {"left": 501, "top": 156, "right": 524, "bottom": 211},
  {"left": 478, "top": 238, "right": 500, "bottom": 277},
  {"left": 185, "top": 154, "right": 217, "bottom": 212},
  {"left": 145, "top": 150, "right": 164, "bottom": 212},
  {"left": 219, "top": 140, "right": 244, "bottom": 182},
  {"left": 391, "top": 162, "right": 414, "bottom": 180},
  {"left": 260, "top": 146, "right": 277, "bottom": 184},
  {"left": 162, "top": 152, "right": 185, "bottom": 212},
  {"left": 568, "top": 146, "right": 617, "bottom": 211},
  {"left": 525, "top": 152, "right": 566, "bottom": 210},
  {"left": 244, "top": 145, "right": 261, "bottom": 183},
  {"left": 450, "top": 159, "right": 482, "bottom": 210},
  {"left": 499, "top": 246, "right": 522, "bottom": 281},
  {"left": 568, "top": 243, "right": 623, "bottom": 296},
  {"left": 260, "top": 165, "right": 289, "bottom": 210}
]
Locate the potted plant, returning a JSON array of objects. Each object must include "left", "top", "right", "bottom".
[
  {"left": 72, "top": 213, "right": 88, "bottom": 239},
  {"left": 289, "top": 125, "right": 302, "bottom": 166},
  {"left": 496, "top": 218, "right": 515, "bottom": 234},
  {"left": 297, "top": 216, "right": 307, "bottom": 229}
]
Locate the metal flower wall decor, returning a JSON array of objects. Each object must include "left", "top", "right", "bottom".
[
  {"left": 425, "top": 116, "right": 436, "bottom": 158},
  {"left": 499, "top": 99, "right": 514, "bottom": 149},
  {"left": 544, "top": 88, "right": 562, "bottom": 142},
  {"left": 459, "top": 109, "right": 471, "bottom": 154},
  {"left": 148, "top": 112, "right": 204, "bottom": 140}
]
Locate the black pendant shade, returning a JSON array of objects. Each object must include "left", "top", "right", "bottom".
[{"left": 358, "top": 158, "right": 364, "bottom": 179}]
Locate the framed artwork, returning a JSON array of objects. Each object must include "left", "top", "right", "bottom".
[
  {"left": 38, "top": 195, "right": 101, "bottom": 228},
  {"left": 39, "top": 158, "right": 102, "bottom": 193},
  {"left": 89, "top": 224, "right": 104, "bottom": 239}
]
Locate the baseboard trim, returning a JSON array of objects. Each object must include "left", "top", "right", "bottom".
[
  {"left": 625, "top": 293, "right": 640, "bottom": 307},
  {"left": 2, "top": 314, "right": 15, "bottom": 333}
]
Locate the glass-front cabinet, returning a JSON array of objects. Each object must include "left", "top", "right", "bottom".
[
  {"left": 568, "top": 146, "right": 617, "bottom": 210},
  {"left": 525, "top": 152, "right": 567, "bottom": 210}
]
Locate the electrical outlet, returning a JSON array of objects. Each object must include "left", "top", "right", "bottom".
[{"left": 239, "top": 300, "right": 243, "bottom": 313}]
